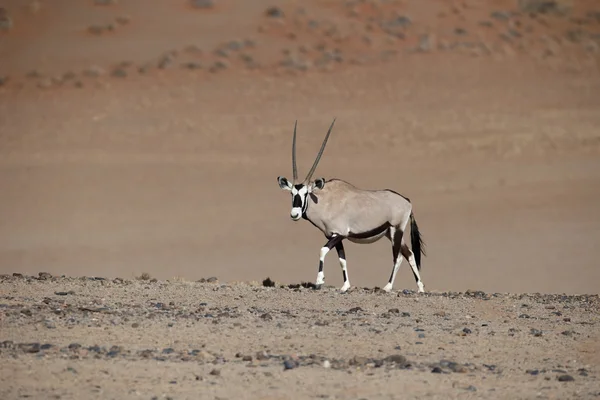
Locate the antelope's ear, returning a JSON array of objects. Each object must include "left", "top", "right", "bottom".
[
  {"left": 277, "top": 176, "right": 292, "bottom": 191},
  {"left": 313, "top": 178, "right": 326, "bottom": 190}
]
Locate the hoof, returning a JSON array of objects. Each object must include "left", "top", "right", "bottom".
[{"left": 314, "top": 284, "right": 323, "bottom": 290}]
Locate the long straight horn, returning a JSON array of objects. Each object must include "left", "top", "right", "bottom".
[
  {"left": 292, "top": 120, "right": 298, "bottom": 182},
  {"left": 304, "top": 118, "right": 336, "bottom": 183}
]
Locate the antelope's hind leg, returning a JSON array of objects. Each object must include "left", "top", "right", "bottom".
[
  {"left": 315, "top": 234, "right": 344, "bottom": 289},
  {"left": 383, "top": 227, "right": 403, "bottom": 293},
  {"left": 400, "top": 243, "right": 425, "bottom": 293},
  {"left": 335, "top": 241, "right": 351, "bottom": 293}
]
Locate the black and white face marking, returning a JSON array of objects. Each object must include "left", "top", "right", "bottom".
[{"left": 277, "top": 177, "right": 325, "bottom": 221}]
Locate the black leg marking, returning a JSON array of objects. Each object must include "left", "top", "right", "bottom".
[
  {"left": 388, "top": 229, "right": 403, "bottom": 284},
  {"left": 336, "top": 241, "right": 347, "bottom": 281},
  {"left": 315, "top": 235, "right": 345, "bottom": 289}
]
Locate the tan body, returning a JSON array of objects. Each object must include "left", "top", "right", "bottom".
[{"left": 304, "top": 179, "right": 412, "bottom": 243}]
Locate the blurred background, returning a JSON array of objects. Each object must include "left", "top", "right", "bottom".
[{"left": 0, "top": 0, "right": 599, "bottom": 294}]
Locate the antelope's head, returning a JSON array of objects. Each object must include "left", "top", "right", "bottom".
[{"left": 277, "top": 119, "right": 336, "bottom": 221}]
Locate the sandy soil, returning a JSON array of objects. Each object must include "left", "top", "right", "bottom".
[{"left": 1, "top": 0, "right": 600, "bottom": 398}]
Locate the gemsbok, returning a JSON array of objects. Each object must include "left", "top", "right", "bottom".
[{"left": 277, "top": 119, "right": 426, "bottom": 293}]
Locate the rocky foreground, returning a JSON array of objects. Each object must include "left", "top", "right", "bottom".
[{"left": 1, "top": 273, "right": 598, "bottom": 399}]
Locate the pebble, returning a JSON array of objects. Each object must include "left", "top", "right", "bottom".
[
  {"left": 283, "top": 359, "right": 297, "bottom": 370},
  {"left": 190, "top": 0, "right": 214, "bottom": 9},
  {"left": 557, "top": 374, "right": 574, "bottom": 382},
  {"left": 265, "top": 6, "right": 284, "bottom": 18}
]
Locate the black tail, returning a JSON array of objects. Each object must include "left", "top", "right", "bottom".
[{"left": 410, "top": 212, "right": 425, "bottom": 270}]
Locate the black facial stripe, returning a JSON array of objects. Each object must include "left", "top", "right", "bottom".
[{"left": 292, "top": 194, "right": 302, "bottom": 208}]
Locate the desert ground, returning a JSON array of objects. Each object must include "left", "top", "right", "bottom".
[{"left": 1, "top": 0, "right": 599, "bottom": 399}]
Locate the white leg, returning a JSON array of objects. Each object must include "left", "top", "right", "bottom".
[
  {"left": 383, "top": 255, "right": 403, "bottom": 293},
  {"left": 407, "top": 252, "right": 425, "bottom": 293},
  {"left": 339, "top": 258, "right": 350, "bottom": 293},
  {"left": 384, "top": 227, "right": 402, "bottom": 293},
  {"left": 315, "top": 246, "right": 330, "bottom": 286}
]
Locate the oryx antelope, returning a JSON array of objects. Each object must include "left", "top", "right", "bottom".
[{"left": 276, "top": 119, "right": 426, "bottom": 293}]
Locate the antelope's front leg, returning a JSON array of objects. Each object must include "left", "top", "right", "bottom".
[
  {"left": 335, "top": 241, "right": 351, "bottom": 293},
  {"left": 315, "top": 234, "right": 344, "bottom": 289}
]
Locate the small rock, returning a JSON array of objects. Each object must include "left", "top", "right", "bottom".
[
  {"left": 44, "top": 320, "right": 56, "bottom": 329},
  {"left": 388, "top": 308, "right": 400, "bottom": 314},
  {"left": 526, "top": 369, "right": 540, "bottom": 375},
  {"left": 384, "top": 354, "right": 407, "bottom": 365},
  {"left": 260, "top": 313, "right": 273, "bottom": 321},
  {"left": 116, "top": 16, "right": 131, "bottom": 25},
  {"left": 283, "top": 359, "right": 297, "bottom": 370},
  {"left": 0, "top": 9, "right": 13, "bottom": 32},
  {"left": 530, "top": 328, "right": 543, "bottom": 337},
  {"left": 209, "top": 369, "right": 220, "bottom": 376},
  {"left": 265, "top": 6, "right": 284, "bottom": 18},
  {"left": 491, "top": 11, "right": 511, "bottom": 21},
  {"left": 190, "top": 0, "right": 214, "bottom": 9},
  {"left": 557, "top": 374, "right": 574, "bottom": 382},
  {"left": 464, "top": 386, "right": 477, "bottom": 392},
  {"left": 182, "top": 61, "right": 203, "bottom": 70},
  {"left": 38, "top": 272, "right": 52, "bottom": 280},
  {"left": 206, "top": 277, "right": 218, "bottom": 283},
  {"left": 401, "top": 312, "right": 411, "bottom": 317},
  {"left": 348, "top": 307, "right": 363, "bottom": 313},
  {"left": 242, "top": 355, "right": 252, "bottom": 362},
  {"left": 262, "top": 277, "right": 275, "bottom": 287},
  {"left": 20, "top": 309, "right": 33, "bottom": 317},
  {"left": 111, "top": 68, "right": 127, "bottom": 78},
  {"left": 131, "top": 323, "right": 140, "bottom": 328},
  {"left": 431, "top": 366, "right": 443, "bottom": 373},
  {"left": 323, "top": 360, "right": 331, "bottom": 368},
  {"left": 462, "top": 327, "right": 472, "bottom": 334},
  {"left": 19, "top": 343, "right": 41, "bottom": 353}
]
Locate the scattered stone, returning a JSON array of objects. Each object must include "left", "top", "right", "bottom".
[
  {"left": 462, "top": 327, "right": 472, "bottom": 334},
  {"left": 323, "top": 360, "right": 331, "bottom": 368},
  {"left": 348, "top": 307, "right": 363, "bottom": 313},
  {"left": 54, "top": 291, "right": 75, "bottom": 296},
  {"left": 111, "top": 68, "right": 127, "bottom": 78},
  {"left": 431, "top": 366, "right": 443, "bottom": 373},
  {"left": 131, "top": 323, "right": 140, "bottom": 328},
  {"left": 517, "top": 0, "right": 572, "bottom": 16},
  {"left": 38, "top": 272, "right": 52, "bottom": 280},
  {"left": 116, "top": 16, "right": 131, "bottom": 25},
  {"left": 401, "top": 312, "right": 411, "bottom": 317},
  {"left": 262, "top": 277, "right": 275, "bottom": 287},
  {"left": 83, "top": 66, "right": 105, "bottom": 77},
  {"left": 44, "top": 319, "right": 56, "bottom": 329},
  {"left": 557, "top": 374, "right": 574, "bottom": 382},
  {"left": 190, "top": 0, "right": 214, "bottom": 9},
  {"left": 260, "top": 313, "right": 273, "bottom": 321},
  {"left": 0, "top": 8, "right": 13, "bottom": 31},
  {"left": 182, "top": 61, "right": 203, "bottom": 70},
  {"left": 417, "top": 33, "right": 435, "bottom": 52},
  {"left": 209, "top": 368, "right": 220, "bottom": 376},
  {"left": 265, "top": 6, "right": 284, "bottom": 18},
  {"left": 20, "top": 309, "right": 32, "bottom": 317},
  {"left": 94, "top": 0, "right": 118, "bottom": 5},
  {"left": 384, "top": 354, "right": 407, "bottom": 366},
  {"left": 19, "top": 343, "right": 41, "bottom": 353},
  {"left": 491, "top": 11, "right": 511, "bottom": 21},
  {"left": 157, "top": 53, "right": 176, "bottom": 69},
  {"left": 526, "top": 369, "right": 540, "bottom": 375},
  {"left": 530, "top": 328, "right": 543, "bottom": 337},
  {"left": 283, "top": 359, "right": 297, "bottom": 370}
]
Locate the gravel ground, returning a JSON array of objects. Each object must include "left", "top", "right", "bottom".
[{"left": 1, "top": 273, "right": 599, "bottom": 399}]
